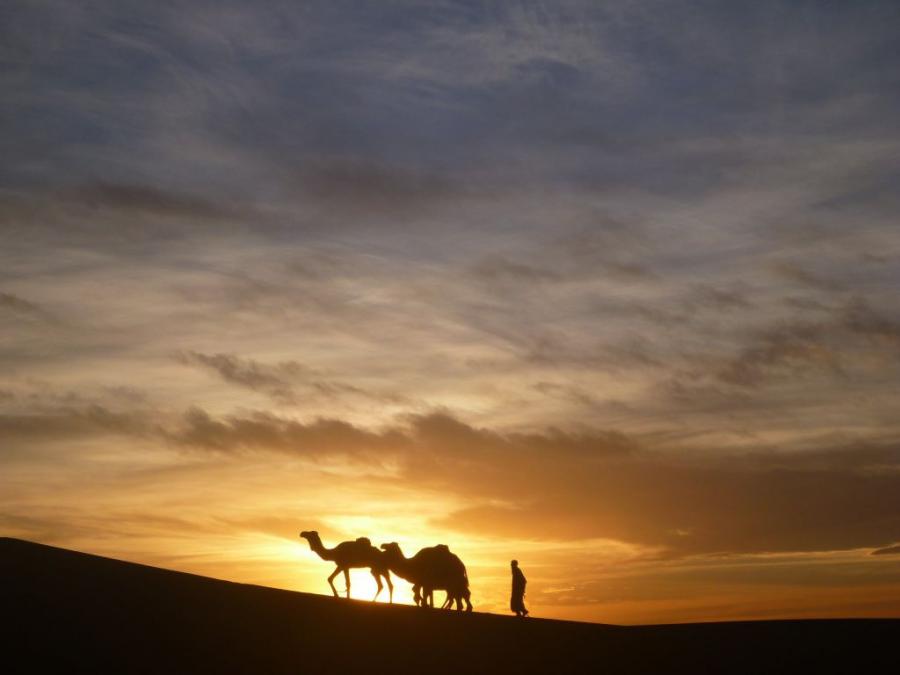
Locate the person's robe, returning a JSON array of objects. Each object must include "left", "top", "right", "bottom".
[{"left": 510, "top": 566, "right": 527, "bottom": 612}]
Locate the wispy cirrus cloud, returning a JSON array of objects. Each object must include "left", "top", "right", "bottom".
[
  {"left": 174, "top": 351, "right": 410, "bottom": 408},
  {"left": 174, "top": 351, "right": 309, "bottom": 404}
]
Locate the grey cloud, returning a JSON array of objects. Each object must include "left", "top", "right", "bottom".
[
  {"left": 685, "top": 284, "right": 754, "bottom": 312},
  {"left": 770, "top": 261, "right": 843, "bottom": 292},
  {"left": 100, "top": 386, "right": 149, "bottom": 405},
  {"left": 432, "top": 440, "right": 900, "bottom": 557},
  {"left": 782, "top": 296, "right": 833, "bottom": 313},
  {"left": 861, "top": 251, "right": 893, "bottom": 264},
  {"left": 717, "top": 322, "right": 841, "bottom": 388},
  {"left": 65, "top": 183, "right": 235, "bottom": 221},
  {"left": 0, "top": 292, "right": 56, "bottom": 323},
  {"left": 6, "top": 396, "right": 900, "bottom": 558},
  {"left": 173, "top": 273, "right": 290, "bottom": 314},
  {"left": 0, "top": 383, "right": 148, "bottom": 414},
  {"left": 551, "top": 224, "right": 656, "bottom": 282},
  {"left": 175, "top": 351, "right": 306, "bottom": 404},
  {"left": 0, "top": 405, "right": 154, "bottom": 443},
  {"left": 166, "top": 407, "right": 398, "bottom": 458},
  {"left": 166, "top": 408, "right": 633, "bottom": 463},
  {"left": 175, "top": 351, "right": 407, "bottom": 406},
  {"left": 292, "top": 159, "right": 459, "bottom": 219},
  {"left": 160, "top": 406, "right": 900, "bottom": 558},
  {"left": 532, "top": 382, "right": 598, "bottom": 408},
  {"left": 0, "top": 185, "right": 252, "bottom": 261},
  {"left": 471, "top": 255, "right": 561, "bottom": 284},
  {"left": 283, "top": 251, "right": 345, "bottom": 280},
  {"left": 599, "top": 339, "right": 665, "bottom": 370},
  {"left": 410, "top": 411, "right": 636, "bottom": 462},
  {"left": 4, "top": 0, "right": 897, "bottom": 196},
  {"left": 841, "top": 299, "right": 900, "bottom": 347},
  {"left": 1, "top": 292, "right": 41, "bottom": 314},
  {"left": 603, "top": 262, "right": 657, "bottom": 281},
  {"left": 715, "top": 299, "right": 900, "bottom": 389},
  {"left": 513, "top": 333, "right": 664, "bottom": 373}
]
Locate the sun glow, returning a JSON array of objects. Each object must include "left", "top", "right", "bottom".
[{"left": 340, "top": 569, "right": 410, "bottom": 604}]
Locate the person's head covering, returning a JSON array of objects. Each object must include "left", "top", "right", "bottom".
[{"left": 511, "top": 559, "right": 518, "bottom": 566}]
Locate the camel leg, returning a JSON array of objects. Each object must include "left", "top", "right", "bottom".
[
  {"left": 371, "top": 568, "right": 383, "bottom": 601},
  {"left": 327, "top": 567, "right": 341, "bottom": 598},
  {"left": 385, "top": 573, "right": 393, "bottom": 604},
  {"left": 343, "top": 568, "right": 351, "bottom": 598}
]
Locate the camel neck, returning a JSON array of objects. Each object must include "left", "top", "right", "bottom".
[
  {"left": 305, "top": 537, "right": 335, "bottom": 562},
  {"left": 386, "top": 549, "right": 415, "bottom": 580}
]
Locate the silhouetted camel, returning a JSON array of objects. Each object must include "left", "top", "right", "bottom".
[
  {"left": 415, "top": 546, "right": 471, "bottom": 611},
  {"left": 380, "top": 542, "right": 472, "bottom": 611},
  {"left": 391, "top": 547, "right": 468, "bottom": 610},
  {"left": 411, "top": 583, "right": 453, "bottom": 608},
  {"left": 413, "top": 582, "right": 466, "bottom": 610},
  {"left": 300, "top": 531, "right": 393, "bottom": 602},
  {"left": 410, "top": 545, "right": 470, "bottom": 609}
]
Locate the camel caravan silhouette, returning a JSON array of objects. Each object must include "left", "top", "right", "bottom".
[{"left": 299, "top": 531, "right": 472, "bottom": 611}]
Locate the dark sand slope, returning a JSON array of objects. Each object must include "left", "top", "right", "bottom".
[{"left": 1, "top": 538, "right": 896, "bottom": 674}]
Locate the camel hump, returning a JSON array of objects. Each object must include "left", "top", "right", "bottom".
[
  {"left": 355, "top": 536, "right": 372, "bottom": 546},
  {"left": 435, "top": 544, "right": 450, "bottom": 552}
]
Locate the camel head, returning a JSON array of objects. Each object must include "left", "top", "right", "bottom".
[
  {"left": 299, "top": 530, "right": 319, "bottom": 542},
  {"left": 380, "top": 542, "right": 403, "bottom": 558}
]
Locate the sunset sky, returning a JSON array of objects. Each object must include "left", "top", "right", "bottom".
[{"left": 2, "top": 1, "right": 900, "bottom": 624}]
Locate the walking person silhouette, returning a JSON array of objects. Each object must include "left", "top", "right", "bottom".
[{"left": 510, "top": 559, "right": 529, "bottom": 617}]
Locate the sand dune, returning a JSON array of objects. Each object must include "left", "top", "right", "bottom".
[{"left": 2, "top": 537, "right": 896, "bottom": 674}]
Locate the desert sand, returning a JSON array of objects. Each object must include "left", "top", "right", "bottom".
[{"left": 2, "top": 537, "right": 896, "bottom": 674}]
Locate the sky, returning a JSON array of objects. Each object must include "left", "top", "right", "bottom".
[{"left": 2, "top": 0, "right": 900, "bottom": 624}]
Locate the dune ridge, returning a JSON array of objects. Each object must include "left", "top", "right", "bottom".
[{"left": 1, "top": 537, "right": 896, "bottom": 674}]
